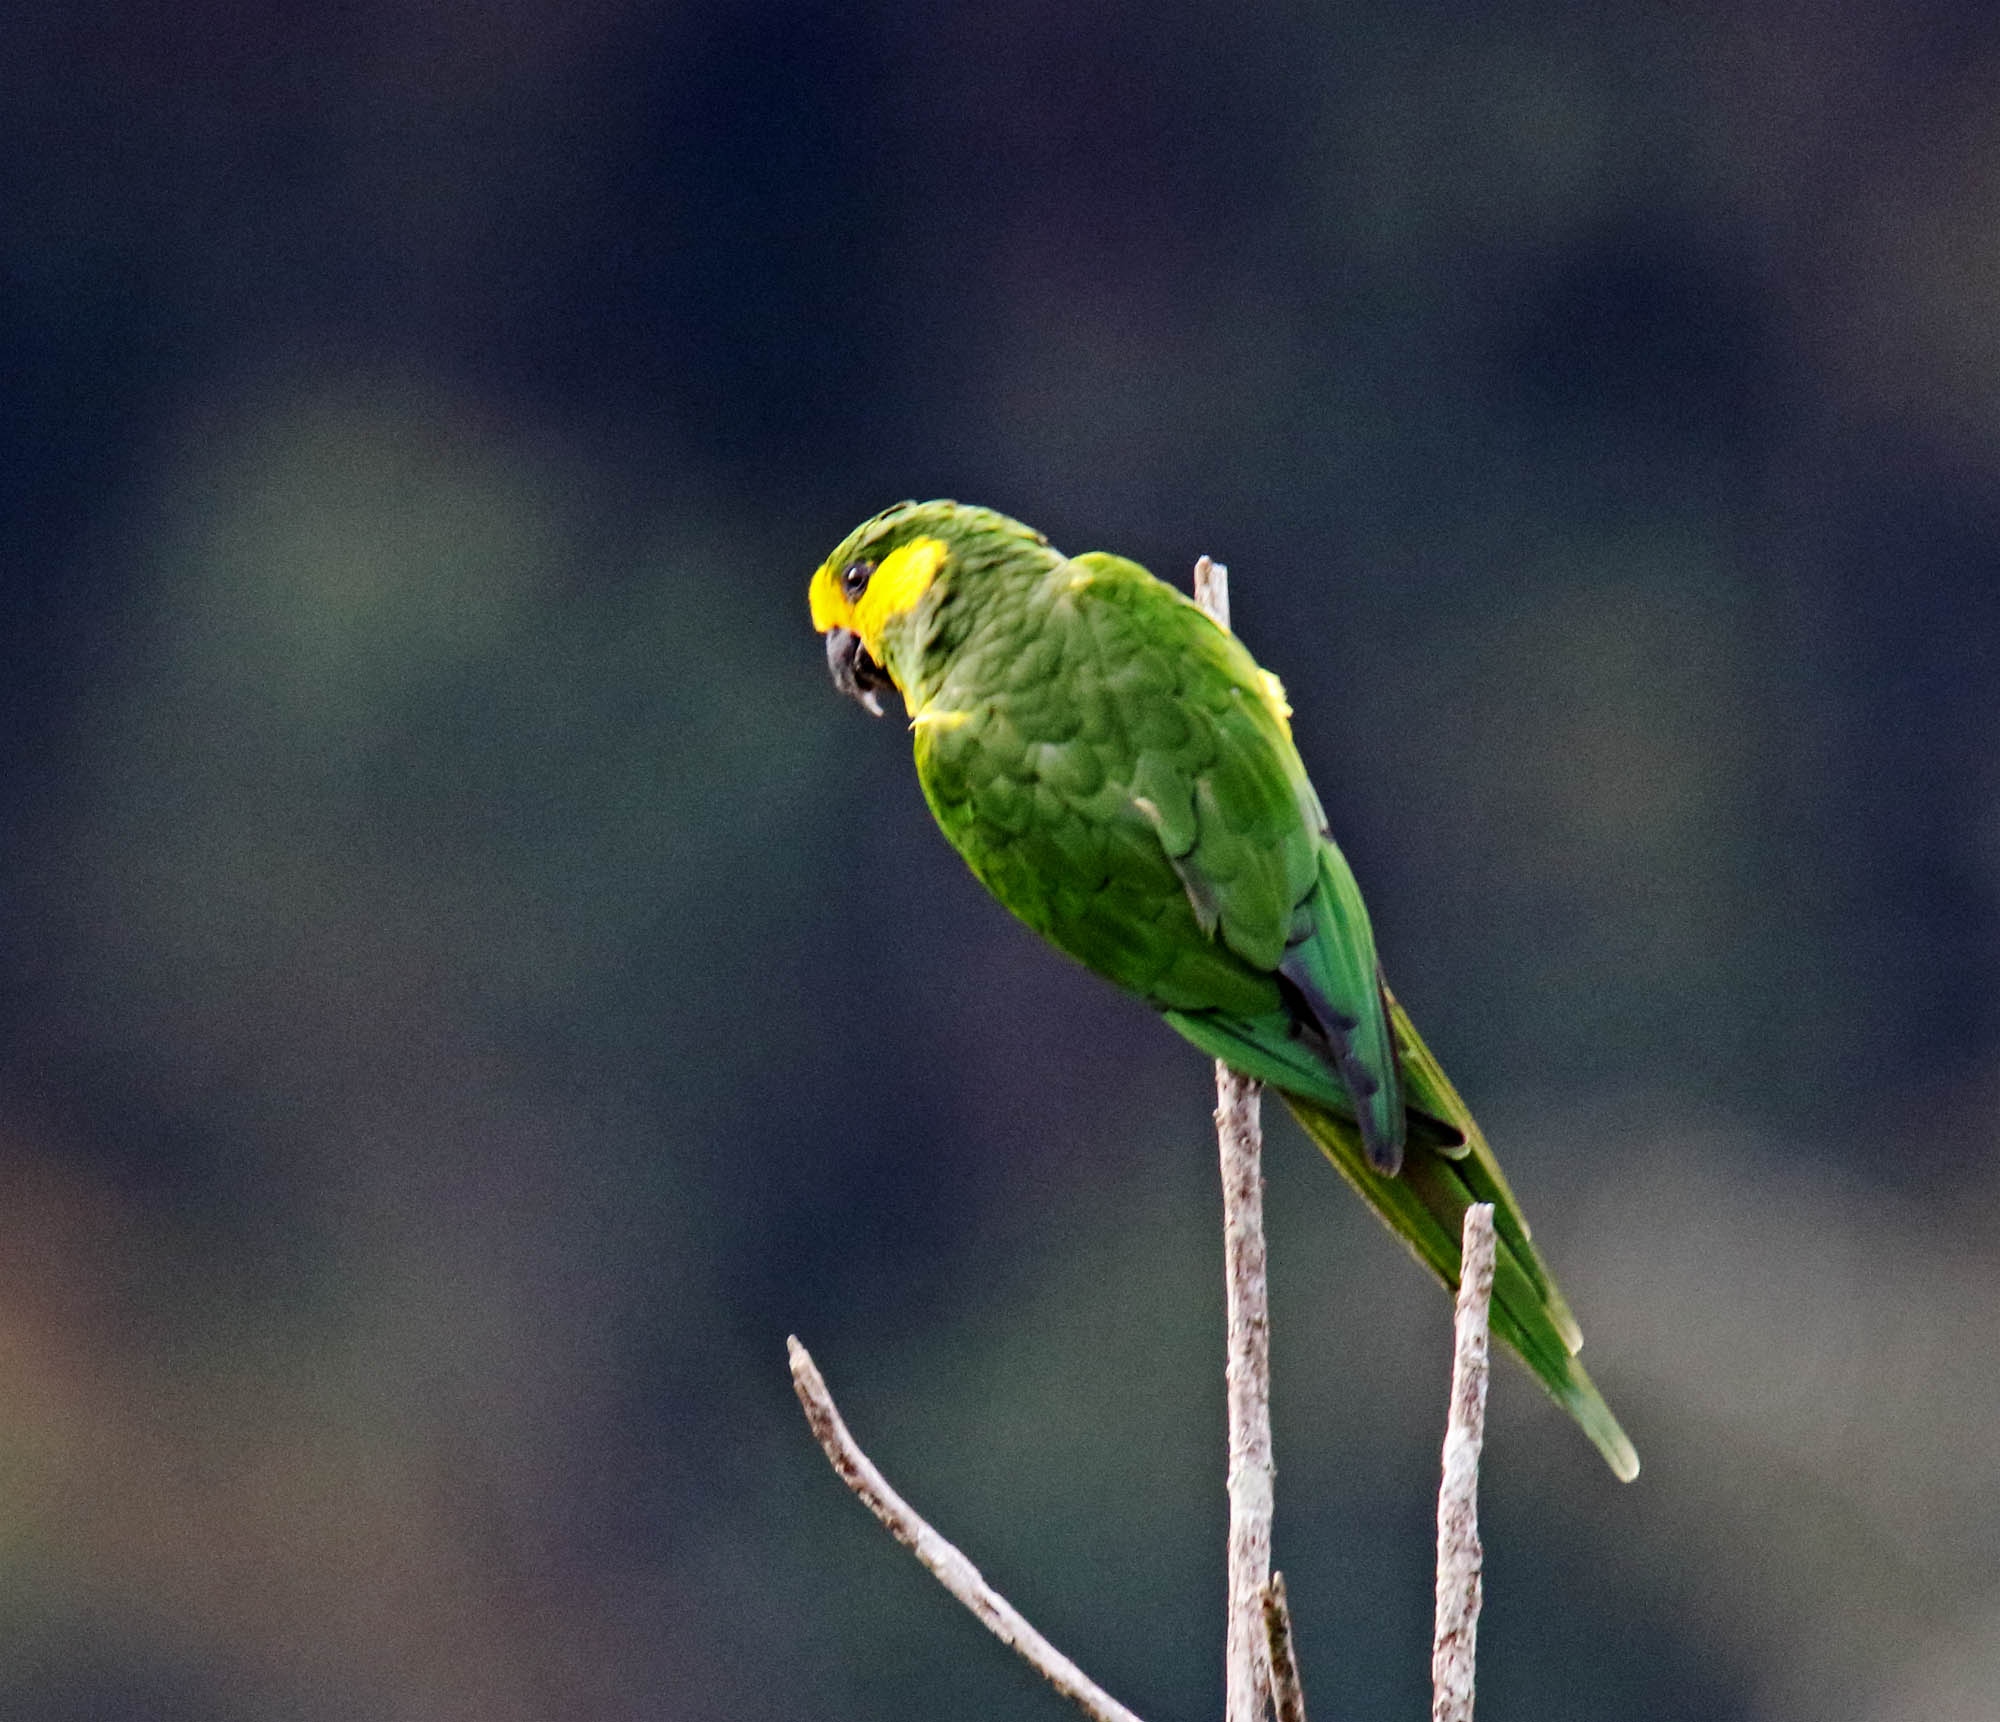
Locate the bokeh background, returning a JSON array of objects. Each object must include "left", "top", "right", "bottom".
[{"left": 4, "top": 2, "right": 1999, "bottom": 1717}]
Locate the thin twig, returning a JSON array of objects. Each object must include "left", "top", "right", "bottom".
[
  {"left": 1262, "top": 1572, "right": 1310, "bottom": 1722},
  {"left": 787, "top": 1337, "right": 1151, "bottom": 1722},
  {"left": 1432, "top": 1204, "right": 1495, "bottom": 1722},
  {"left": 1195, "top": 554, "right": 1276, "bottom": 1722}
]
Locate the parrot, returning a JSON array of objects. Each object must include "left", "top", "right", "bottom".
[{"left": 808, "top": 499, "right": 1638, "bottom": 1481}]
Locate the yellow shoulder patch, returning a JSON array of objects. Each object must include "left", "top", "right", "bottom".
[{"left": 1256, "top": 669, "right": 1294, "bottom": 738}]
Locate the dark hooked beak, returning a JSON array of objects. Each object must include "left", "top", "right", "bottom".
[{"left": 825, "top": 627, "right": 892, "bottom": 717}]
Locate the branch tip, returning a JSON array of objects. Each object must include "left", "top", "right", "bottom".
[{"left": 1262, "top": 1571, "right": 1310, "bottom": 1722}]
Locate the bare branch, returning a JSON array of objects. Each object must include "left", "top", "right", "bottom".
[
  {"left": 1432, "top": 1204, "right": 1496, "bottom": 1722},
  {"left": 787, "top": 1337, "right": 1152, "bottom": 1722},
  {"left": 1262, "top": 1572, "right": 1310, "bottom": 1722},
  {"left": 1195, "top": 555, "right": 1276, "bottom": 1722},
  {"left": 1214, "top": 1060, "right": 1275, "bottom": 1722}
]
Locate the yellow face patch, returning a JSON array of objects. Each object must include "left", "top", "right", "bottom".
[
  {"left": 808, "top": 558, "right": 849, "bottom": 634},
  {"left": 807, "top": 535, "right": 948, "bottom": 661}
]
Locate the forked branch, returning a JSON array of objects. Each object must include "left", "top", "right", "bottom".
[{"left": 789, "top": 561, "right": 1507, "bottom": 1722}]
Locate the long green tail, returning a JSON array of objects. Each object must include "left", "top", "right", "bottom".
[{"left": 1283, "top": 989, "right": 1639, "bottom": 1481}]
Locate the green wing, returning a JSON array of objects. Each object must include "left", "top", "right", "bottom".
[
  {"left": 915, "top": 553, "right": 1404, "bottom": 1162},
  {"left": 1068, "top": 557, "right": 1408, "bottom": 1168}
]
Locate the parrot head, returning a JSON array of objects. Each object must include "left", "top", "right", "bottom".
[{"left": 809, "top": 500, "right": 1053, "bottom": 715}]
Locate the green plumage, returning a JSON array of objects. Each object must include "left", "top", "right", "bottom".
[{"left": 812, "top": 500, "right": 1637, "bottom": 1481}]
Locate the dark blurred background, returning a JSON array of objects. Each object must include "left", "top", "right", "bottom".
[{"left": 3, "top": 1, "right": 1998, "bottom": 1717}]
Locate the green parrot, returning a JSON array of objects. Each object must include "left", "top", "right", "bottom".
[{"left": 809, "top": 499, "right": 1638, "bottom": 1481}]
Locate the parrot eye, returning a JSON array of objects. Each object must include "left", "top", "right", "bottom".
[{"left": 841, "top": 559, "right": 875, "bottom": 600}]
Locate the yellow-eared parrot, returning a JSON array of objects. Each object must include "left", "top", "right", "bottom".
[{"left": 809, "top": 499, "right": 1637, "bottom": 1479}]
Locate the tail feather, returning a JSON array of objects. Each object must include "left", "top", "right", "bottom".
[
  {"left": 1283, "top": 1082, "right": 1639, "bottom": 1483},
  {"left": 1381, "top": 986, "right": 1582, "bottom": 1351}
]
